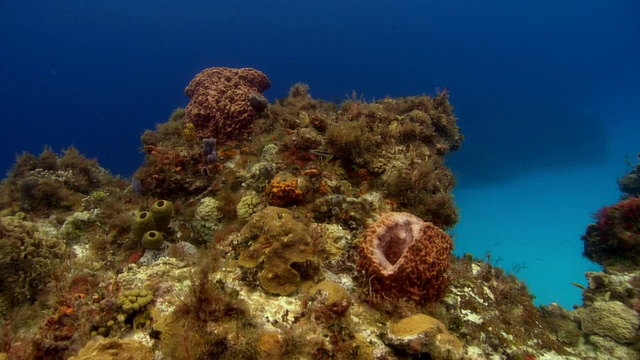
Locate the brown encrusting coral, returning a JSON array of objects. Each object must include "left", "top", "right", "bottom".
[
  {"left": 184, "top": 67, "right": 271, "bottom": 143},
  {"left": 357, "top": 212, "right": 453, "bottom": 304},
  {"left": 237, "top": 206, "right": 318, "bottom": 295}
]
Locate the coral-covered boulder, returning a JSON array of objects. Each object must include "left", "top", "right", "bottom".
[
  {"left": 184, "top": 67, "right": 271, "bottom": 143},
  {"left": 357, "top": 212, "right": 453, "bottom": 304},
  {"left": 582, "top": 197, "right": 640, "bottom": 270}
]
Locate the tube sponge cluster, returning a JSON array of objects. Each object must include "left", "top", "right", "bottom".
[
  {"left": 131, "top": 200, "right": 174, "bottom": 249},
  {"left": 357, "top": 212, "right": 453, "bottom": 304}
]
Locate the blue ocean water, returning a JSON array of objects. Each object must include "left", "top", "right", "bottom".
[{"left": 1, "top": 1, "right": 639, "bottom": 308}]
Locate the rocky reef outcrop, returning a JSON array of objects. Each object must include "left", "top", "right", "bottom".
[
  {"left": 576, "top": 155, "right": 640, "bottom": 359},
  {"left": 2, "top": 67, "right": 632, "bottom": 359}
]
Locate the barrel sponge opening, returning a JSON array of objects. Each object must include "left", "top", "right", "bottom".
[{"left": 358, "top": 212, "right": 453, "bottom": 304}]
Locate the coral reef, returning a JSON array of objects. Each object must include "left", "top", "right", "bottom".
[
  {"left": 574, "top": 153, "right": 640, "bottom": 359},
  {"left": 134, "top": 108, "right": 211, "bottom": 198},
  {"left": 154, "top": 254, "right": 254, "bottom": 360},
  {"left": 4, "top": 68, "right": 630, "bottom": 359},
  {"left": 358, "top": 212, "right": 453, "bottom": 304},
  {"left": 184, "top": 67, "right": 271, "bottom": 143},
  {"left": 573, "top": 269, "right": 640, "bottom": 358}
]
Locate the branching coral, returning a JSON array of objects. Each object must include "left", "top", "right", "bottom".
[{"left": 357, "top": 212, "right": 453, "bottom": 304}]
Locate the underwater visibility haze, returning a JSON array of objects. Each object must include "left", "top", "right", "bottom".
[{"left": 1, "top": 1, "right": 640, "bottom": 359}]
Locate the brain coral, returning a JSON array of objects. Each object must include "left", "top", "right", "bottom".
[
  {"left": 184, "top": 67, "right": 271, "bottom": 143},
  {"left": 357, "top": 212, "right": 453, "bottom": 304}
]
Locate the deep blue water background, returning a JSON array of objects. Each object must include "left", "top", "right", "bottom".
[{"left": 2, "top": 1, "right": 639, "bottom": 308}]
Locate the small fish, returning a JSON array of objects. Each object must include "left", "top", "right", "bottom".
[
  {"left": 309, "top": 149, "right": 332, "bottom": 157},
  {"left": 570, "top": 282, "right": 586, "bottom": 290}
]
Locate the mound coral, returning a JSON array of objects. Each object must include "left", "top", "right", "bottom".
[
  {"left": 357, "top": 212, "right": 453, "bottom": 304},
  {"left": 384, "top": 313, "right": 463, "bottom": 358},
  {"left": 184, "top": 67, "right": 271, "bottom": 143},
  {"left": 581, "top": 300, "right": 640, "bottom": 344},
  {"left": 69, "top": 338, "right": 154, "bottom": 360},
  {"left": 237, "top": 206, "right": 317, "bottom": 295}
]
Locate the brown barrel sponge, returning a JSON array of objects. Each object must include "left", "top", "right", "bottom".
[{"left": 357, "top": 212, "right": 453, "bottom": 304}]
